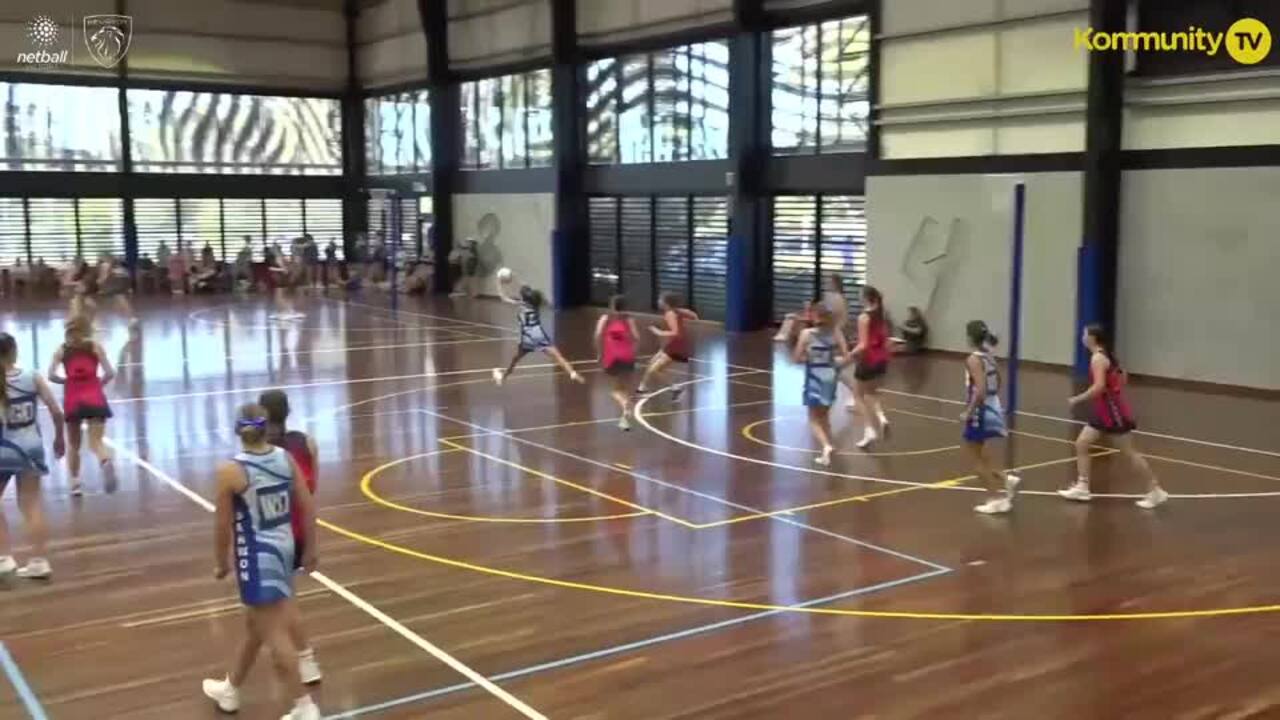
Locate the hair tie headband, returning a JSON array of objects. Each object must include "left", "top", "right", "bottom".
[{"left": 236, "top": 417, "right": 267, "bottom": 430}]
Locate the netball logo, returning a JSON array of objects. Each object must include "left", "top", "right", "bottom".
[
  {"left": 17, "top": 14, "right": 70, "bottom": 65},
  {"left": 84, "top": 14, "right": 132, "bottom": 68}
]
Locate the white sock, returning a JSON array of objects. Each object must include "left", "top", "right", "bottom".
[{"left": 295, "top": 695, "right": 316, "bottom": 708}]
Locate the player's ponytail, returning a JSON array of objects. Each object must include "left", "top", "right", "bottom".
[
  {"left": 965, "top": 320, "right": 998, "bottom": 349},
  {"left": 0, "top": 333, "right": 15, "bottom": 421},
  {"left": 1084, "top": 324, "right": 1118, "bottom": 368},
  {"left": 235, "top": 403, "right": 269, "bottom": 445},
  {"left": 862, "top": 285, "right": 885, "bottom": 327},
  {"left": 258, "top": 390, "right": 290, "bottom": 442}
]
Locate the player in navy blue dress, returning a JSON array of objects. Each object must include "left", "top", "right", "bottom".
[
  {"left": 792, "top": 304, "right": 850, "bottom": 467},
  {"left": 203, "top": 403, "right": 320, "bottom": 720},
  {"left": 959, "top": 321, "right": 1021, "bottom": 515},
  {"left": 492, "top": 274, "right": 585, "bottom": 386}
]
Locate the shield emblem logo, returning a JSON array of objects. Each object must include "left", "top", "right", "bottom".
[{"left": 84, "top": 14, "right": 132, "bottom": 68}]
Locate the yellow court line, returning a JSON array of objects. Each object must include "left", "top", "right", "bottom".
[
  {"left": 439, "top": 399, "right": 775, "bottom": 443},
  {"left": 317, "top": 517, "right": 1280, "bottom": 622},
  {"left": 740, "top": 417, "right": 962, "bottom": 458},
  {"left": 692, "top": 449, "right": 1119, "bottom": 528},
  {"left": 887, "top": 407, "right": 1280, "bottom": 483},
  {"left": 438, "top": 439, "right": 700, "bottom": 529},
  {"left": 361, "top": 449, "right": 651, "bottom": 524}
]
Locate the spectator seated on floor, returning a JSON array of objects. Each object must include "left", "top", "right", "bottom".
[
  {"left": 399, "top": 261, "right": 432, "bottom": 295},
  {"left": 892, "top": 306, "right": 929, "bottom": 354}
]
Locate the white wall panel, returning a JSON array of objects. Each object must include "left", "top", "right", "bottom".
[
  {"left": 997, "top": 14, "right": 1088, "bottom": 95},
  {"left": 997, "top": 116, "right": 1085, "bottom": 153},
  {"left": 454, "top": 193, "right": 555, "bottom": 302},
  {"left": 359, "top": 32, "right": 428, "bottom": 89},
  {"left": 867, "top": 172, "right": 1081, "bottom": 364},
  {"left": 449, "top": 0, "right": 550, "bottom": 67},
  {"left": 577, "top": 0, "right": 731, "bottom": 45},
  {"left": 1119, "top": 169, "right": 1280, "bottom": 389},
  {"left": 882, "top": 0, "right": 999, "bottom": 35},
  {"left": 358, "top": 0, "right": 420, "bottom": 43},
  {"left": 881, "top": 31, "right": 997, "bottom": 106}
]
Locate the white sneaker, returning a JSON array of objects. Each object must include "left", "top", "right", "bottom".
[
  {"left": 1005, "top": 473, "right": 1022, "bottom": 498},
  {"left": 70, "top": 481, "right": 84, "bottom": 497},
  {"left": 299, "top": 651, "right": 323, "bottom": 685},
  {"left": 283, "top": 697, "right": 320, "bottom": 720},
  {"left": 814, "top": 447, "right": 834, "bottom": 467},
  {"left": 16, "top": 558, "right": 51, "bottom": 580},
  {"left": 1136, "top": 487, "right": 1169, "bottom": 510},
  {"left": 845, "top": 398, "right": 857, "bottom": 411},
  {"left": 618, "top": 416, "right": 631, "bottom": 431},
  {"left": 202, "top": 677, "right": 240, "bottom": 712},
  {"left": 974, "top": 497, "right": 1012, "bottom": 515},
  {"left": 1058, "top": 482, "right": 1092, "bottom": 502},
  {"left": 492, "top": 368, "right": 505, "bottom": 386},
  {"left": 570, "top": 372, "right": 586, "bottom": 385},
  {"left": 856, "top": 429, "right": 879, "bottom": 450},
  {"left": 0, "top": 556, "right": 16, "bottom": 575}
]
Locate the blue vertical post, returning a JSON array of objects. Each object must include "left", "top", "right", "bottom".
[
  {"left": 1006, "top": 182, "right": 1026, "bottom": 420},
  {"left": 389, "top": 194, "right": 401, "bottom": 310}
]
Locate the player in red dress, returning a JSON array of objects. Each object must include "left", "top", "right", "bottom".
[
  {"left": 258, "top": 390, "right": 324, "bottom": 686},
  {"left": 47, "top": 314, "right": 116, "bottom": 496},
  {"left": 1060, "top": 324, "right": 1167, "bottom": 509},
  {"left": 638, "top": 293, "right": 699, "bottom": 401},
  {"left": 849, "top": 286, "right": 891, "bottom": 449},
  {"left": 595, "top": 295, "right": 641, "bottom": 431}
]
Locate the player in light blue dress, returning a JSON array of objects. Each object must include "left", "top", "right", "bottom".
[
  {"left": 793, "top": 304, "right": 849, "bottom": 467},
  {"left": 204, "top": 403, "right": 321, "bottom": 720},
  {"left": 492, "top": 274, "right": 585, "bottom": 386},
  {"left": 0, "top": 332, "right": 66, "bottom": 580},
  {"left": 961, "top": 321, "right": 1021, "bottom": 515}
]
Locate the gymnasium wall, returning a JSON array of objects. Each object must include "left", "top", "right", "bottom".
[
  {"left": 866, "top": 172, "right": 1082, "bottom": 365},
  {"left": 127, "top": 0, "right": 345, "bottom": 90},
  {"left": 358, "top": 0, "right": 428, "bottom": 90},
  {"left": 1125, "top": 73, "right": 1280, "bottom": 150},
  {"left": 452, "top": 193, "right": 555, "bottom": 301},
  {"left": 1117, "top": 168, "right": 1280, "bottom": 390},
  {"left": 878, "top": 0, "right": 1089, "bottom": 158}
]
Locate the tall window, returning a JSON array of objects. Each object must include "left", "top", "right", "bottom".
[
  {"left": 771, "top": 15, "right": 870, "bottom": 155},
  {"left": 1, "top": 82, "right": 122, "bottom": 171},
  {"left": 366, "top": 89, "right": 431, "bottom": 175},
  {"left": 585, "top": 41, "right": 730, "bottom": 164},
  {"left": 460, "top": 68, "right": 553, "bottom": 170},
  {"left": 127, "top": 90, "right": 343, "bottom": 175},
  {"left": 772, "top": 195, "right": 867, "bottom": 320}
]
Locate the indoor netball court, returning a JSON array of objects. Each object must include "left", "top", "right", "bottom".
[
  {"left": 1, "top": 295, "right": 1279, "bottom": 719},
  {"left": 3, "top": 0, "right": 1280, "bottom": 719}
]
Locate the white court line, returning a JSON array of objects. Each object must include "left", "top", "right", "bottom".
[
  {"left": 112, "top": 356, "right": 604, "bottom": 404},
  {"left": 103, "top": 438, "right": 549, "bottom": 720},
  {"left": 699, "top": 358, "right": 1280, "bottom": 461},
  {"left": 636, "top": 373, "right": 1280, "bottom": 500},
  {"left": 116, "top": 337, "right": 508, "bottom": 369},
  {"left": 187, "top": 306, "right": 485, "bottom": 335},
  {"left": 342, "top": 299, "right": 513, "bottom": 332}
]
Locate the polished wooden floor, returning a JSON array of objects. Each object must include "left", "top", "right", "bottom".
[{"left": 1, "top": 292, "right": 1280, "bottom": 720}]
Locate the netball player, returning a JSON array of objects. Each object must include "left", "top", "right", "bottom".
[
  {"left": 259, "top": 390, "right": 323, "bottom": 685},
  {"left": 202, "top": 404, "right": 320, "bottom": 719},
  {"left": 793, "top": 303, "right": 850, "bottom": 467},
  {"left": 47, "top": 314, "right": 116, "bottom": 496},
  {"left": 638, "top": 293, "right": 699, "bottom": 401},
  {"left": 492, "top": 275, "right": 584, "bottom": 385},
  {"left": 850, "top": 286, "right": 891, "bottom": 449},
  {"left": 960, "top": 321, "right": 1021, "bottom": 514},
  {"left": 0, "top": 333, "right": 65, "bottom": 579},
  {"left": 1060, "top": 324, "right": 1168, "bottom": 509},
  {"left": 595, "top": 295, "right": 641, "bottom": 430}
]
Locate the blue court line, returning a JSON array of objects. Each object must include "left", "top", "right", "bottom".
[
  {"left": 0, "top": 642, "right": 49, "bottom": 720},
  {"left": 323, "top": 566, "right": 952, "bottom": 719}
]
